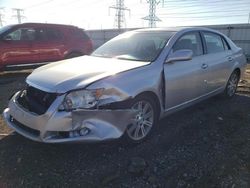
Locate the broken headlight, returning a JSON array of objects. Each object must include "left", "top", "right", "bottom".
[{"left": 60, "top": 89, "right": 103, "bottom": 111}]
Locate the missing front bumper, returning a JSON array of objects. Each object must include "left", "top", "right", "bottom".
[
  {"left": 42, "top": 109, "right": 137, "bottom": 143},
  {"left": 3, "top": 94, "right": 137, "bottom": 143}
]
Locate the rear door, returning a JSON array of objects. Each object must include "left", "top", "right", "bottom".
[
  {"left": 0, "top": 27, "right": 36, "bottom": 67},
  {"left": 70, "top": 29, "right": 93, "bottom": 55},
  {"left": 164, "top": 32, "right": 206, "bottom": 110},
  {"left": 201, "top": 31, "right": 233, "bottom": 93},
  {"left": 32, "top": 27, "right": 64, "bottom": 62}
]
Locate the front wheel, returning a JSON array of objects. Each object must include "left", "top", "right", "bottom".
[
  {"left": 224, "top": 71, "right": 240, "bottom": 98},
  {"left": 124, "top": 96, "right": 158, "bottom": 144}
]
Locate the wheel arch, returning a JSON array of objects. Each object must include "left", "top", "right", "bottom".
[
  {"left": 133, "top": 91, "right": 161, "bottom": 119},
  {"left": 233, "top": 67, "right": 241, "bottom": 77}
]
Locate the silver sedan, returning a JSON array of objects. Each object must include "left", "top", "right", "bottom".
[{"left": 3, "top": 27, "right": 247, "bottom": 143}]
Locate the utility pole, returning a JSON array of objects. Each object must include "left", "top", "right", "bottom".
[
  {"left": 109, "top": 0, "right": 130, "bottom": 29},
  {"left": 12, "top": 8, "right": 25, "bottom": 24},
  {"left": 0, "top": 8, "right": 5, "bottom": 27},
  {"left": 142, "top": 0, "right": 161, "bottom": 28}
]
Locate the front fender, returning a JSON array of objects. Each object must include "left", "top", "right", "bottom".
[{"left": 86, "top": 63, "right": 163, "bottom": 108}]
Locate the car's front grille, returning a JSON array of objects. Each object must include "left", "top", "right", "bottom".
[
  {"left": 17, "top": 86, "right": 57, "bottom": 115},
  {"left": 10, "top": 116, "right": 40, "bottom": 137}
]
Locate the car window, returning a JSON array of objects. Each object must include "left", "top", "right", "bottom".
[
  {"left": 5, "top": 28, "right": 35, "bottom": 41},
  {"left": 46, "top": 28, "right": 62, "bottom": 40},
  {"left": 36, "top": 28, "right": 62, "bottom": 41},
  {"left": 221, "top": 37, "right": 231, "bottom": 50},
  {"left": 0, "top": 25, "right": 13, "bottom": 35},
  {"left": 173, "top": 32, "right": 203, "bottom": 57},
  {"left": 73, "top": 29, "right": 90, "bottom": 40},
  {"left": 36, "top": 28, "right": 46, "bottom": 40},
  {"left": 82, "top": 31, "right": 90, "bottom": 40},
  {"left": 203, "top": 32, "right": 225, "bottom": 53}
]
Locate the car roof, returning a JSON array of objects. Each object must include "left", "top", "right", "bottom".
[
  {"left": 134, "top": 27, "right": 181, "bottom": 32},
  {"left": 10, "top": 22, "right": 82, "bottom": 29},
  {"left": 134, "top": 27, "right": 222, "bottom": 35}
]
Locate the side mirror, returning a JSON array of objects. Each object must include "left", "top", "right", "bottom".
[{"left": 165, "top": 49, "right": 193, "bottom": 63}]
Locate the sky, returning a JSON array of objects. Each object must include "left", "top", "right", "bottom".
[{"left": 0, "top": 0, "right": 250, "bottom": 29}]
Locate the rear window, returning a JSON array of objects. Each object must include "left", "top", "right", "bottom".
[
  {"left": 72, "top": 29, "right": 90, "bottom": 40},
  {"left": 222, "top": 37, "right": 231, "bottom": 50},
  {"left": 46, "top": 28, "right": 62, "bottom": 40},
  {"left": 36, "top": 27, "right": 62, "bottom": 41},
  {"left": 203, "top": 32, "right": 225, "bottom": 54}
]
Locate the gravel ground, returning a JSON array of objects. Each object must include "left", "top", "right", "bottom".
[{"left": 0, "top": 66, "right": 249, "bottom": 188}]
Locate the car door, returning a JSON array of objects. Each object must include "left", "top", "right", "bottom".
[
  {"left": 0, "top": 27, "right": 37, "bottom": 67},
  {"left": 164, "top": 31, "right": 206, "bottom": 110},
  {"left": 201, "top": 31, "right": 233, "bottom": 93},
  {"left": 32, "top": 27, "right": 64, "bottom": 62}
]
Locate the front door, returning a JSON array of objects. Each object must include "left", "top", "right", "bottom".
[
  {"left": 164, "top": 31, "right": 206, "bottom": 110},
  {"left": 32, "top": 27, "right": 64, "bottom": 62},
  {"left": 0, "top": 27, "right": 37, "bottom": 67}
]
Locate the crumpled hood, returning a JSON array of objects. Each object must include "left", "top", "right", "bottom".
[{"left": 27, "top": 55, "right": 149, "bottom": 93}]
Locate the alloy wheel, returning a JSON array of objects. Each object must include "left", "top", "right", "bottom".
[
  {"left": 126, "top": 100, "right": 154, "bottom": 141},
  {"left": 226, "top": 72, "right": 239, "bottom": 97}
]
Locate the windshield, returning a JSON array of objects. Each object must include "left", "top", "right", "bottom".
[
  {"left": 0, "top": 25, "right": 13, "bottom": 35},
  {"left": 92, "top": 31, "right": 175, "bottom": 61}
]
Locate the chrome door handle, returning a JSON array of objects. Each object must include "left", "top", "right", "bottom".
[
  {"left": 228, "top": 56, "right": 233, "bottom": 62},
  {"left": 201, "top": 63, "right": 208, "bottom": 69}
]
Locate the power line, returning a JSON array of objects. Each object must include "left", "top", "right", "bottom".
[
  {"left": 159, "top": 6, "right": 250, "bottom": 15},
  {"left": 161, "top": 2, "right": 250, "bottom": 9},
  {"left": 24, "top": 0, "right": 52, "bottom": 9},
  {"left": 27, "top": 0, "right": 103, "bottom": 11},
  {"left": 142, "top": 0, "right": 162, "bottom": 28},
  {"left": 162, "top": 0, "right": 249, "bottom": 6},
  {"left": 12, "top": 8, "right": 25, "bottom": 24},
  {"left": 134, "top": 12, "right": 248, "bottom": 19},
  {"left": 158, "top": 6, "right": 250, "bottom": 19},
  {"left": 159, "top": 9, "right": 250, "bottom": 16},
  {"left": 109, "top": 0, "right": 130, "bottom": 29},
  {"left": 159, "top": 14, "right": 248, "bottom": 19}
]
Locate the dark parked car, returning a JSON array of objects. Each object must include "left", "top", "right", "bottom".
[{"left": 0, "top": 23, "right": 93, "bottom": 71}]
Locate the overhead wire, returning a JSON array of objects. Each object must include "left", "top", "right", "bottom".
[{"left": 15, "top": 0, "right": 250, "bottom": 28}]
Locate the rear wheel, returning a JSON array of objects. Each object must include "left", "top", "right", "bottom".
[
  {"left": 224, "top": 71, "right": 240, "bottom": 98},
  {"left": 124, "top": 96, "right": 158, "bottom": 144}
]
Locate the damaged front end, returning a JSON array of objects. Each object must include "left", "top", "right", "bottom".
[{"left": 3, "top": 86, "right": 137, "bottom": 143}]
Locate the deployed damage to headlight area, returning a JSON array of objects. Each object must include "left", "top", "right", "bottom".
[
  {"left": 3, "top": 87, "right": 137, "bottom": 143},
  {"left": 60, "top": 89, "right": 104, "bottom": 111}
]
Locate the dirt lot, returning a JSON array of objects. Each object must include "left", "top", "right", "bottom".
[{"left": 0, "top": 66, "right": 250, "bottom": 187}]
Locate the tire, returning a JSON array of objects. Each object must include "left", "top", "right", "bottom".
[
  {"left": 65, "top": 52, "right": 82, "bottom": 59},
  {"left": 124, "top": 95, "right": 159, "bottom": 144},
  {"left": 224, "top": 70, "right": 240, "bottom": 98}
]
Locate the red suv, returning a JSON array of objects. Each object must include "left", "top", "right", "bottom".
[{"left": 0, "top": 23, "right": 93, "bottom": 71}]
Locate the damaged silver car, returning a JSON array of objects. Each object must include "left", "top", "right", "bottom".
[{"left": 3, "top": 27, "right": 247, "bottom": 143}]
